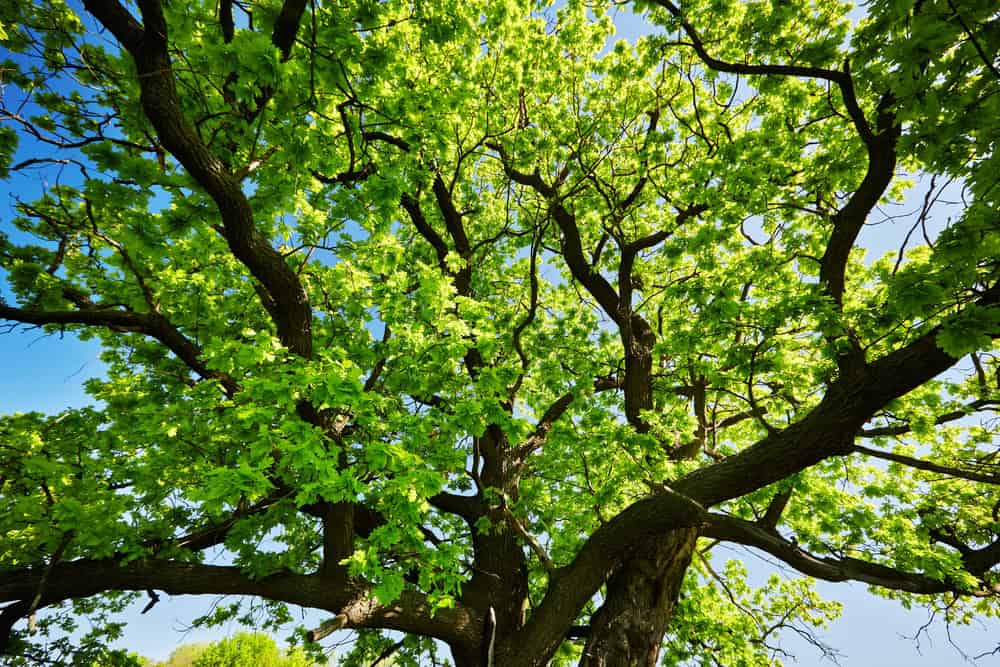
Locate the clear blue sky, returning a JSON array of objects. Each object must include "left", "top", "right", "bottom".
[{"left": 2, "top": 3, "right": 999, "bottom": 665}]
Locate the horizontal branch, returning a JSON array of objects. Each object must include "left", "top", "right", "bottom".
[
  {"left": 852, "top": 445, "right": 1000, "bottom": 486},
  {"left": 859, "top": 399, "right": 1000, "bottom": 437},
  {"left": 0, "top": 302, "right": 237, "bottom": 395},
  {"left": 704, "top": 513, "right": 1000, "bottom": 596},
  {"left": 0, "top": 559, "right": 481, "bottom": 648},
  {"left": 650, "top": 0, "right": 874, "bottom": 144}
]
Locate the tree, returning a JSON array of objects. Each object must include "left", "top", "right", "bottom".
[
  {"left": 0, "top": 0, "right": 998, "bottom": 665},
  {"left": 155, "top": 642, "right": 211, "bottom": 667},
  {"left": 185, "top": 632, "right": 311, "bottom": 667}
]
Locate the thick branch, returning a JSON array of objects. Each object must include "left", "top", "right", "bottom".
[
  {"left": 818, "top": 92, "right": 899, "bottom": 311},
  {"left": 400, "top": 193, "right": 449, "bottom": 271},
  {"left": 218, "top": 0, "right": 234, "bottom": 43},
  {"left": 0, "top": 302, "right": 237, "bottom": 394},
  {"left": 501, "top": 489, "right": 707, "bottom": 666},
  {"left": 432, "top": 175, "right": 471, "bottom": 258},
  {"left": 429, "top": 491, "right": 486, "bottom": 522},
  {"left": 674, "top": 284, "right": 1000, "bottom": 507},
  {"left": 271, "top": 0, "right": 308, "bottom": 61},
  {"left": 0, "top": 560, "right": 480, "bottom": 648},
  {"left": 82, "top": 0, "right": 314, "bottom": 358},
  {"left": 760, "top": 486, "right": 793, "bottom": 529},
  {"left": 705, "top": 513, "right": 1000, "bottom": 595}
]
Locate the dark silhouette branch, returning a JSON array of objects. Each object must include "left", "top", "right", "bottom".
[
  {"left": 0, "top": 560, "right": 481, "bottom": 650},
  {"left": 853, "top": 445, "right": 1000, "bottom": 486},
  {"left": 859, "top": 399, "right": 1000, "bottom": 437},
  {"left": 0, "top": 302, "right": 237, "bottom": 395},
  {"left": 705, "top": 513, "right": 1000, "bottom": 595},
  {"left": 82, "top": 0, "right": 315, "bottom": 359}
]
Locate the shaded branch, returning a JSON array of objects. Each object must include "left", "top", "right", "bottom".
[
  {"left": 516, "top": 394, "right": 575, "bottom": 459},
  {"left": 516, "top": 377, "right": 624, "bottom": 459},
  {"left": 0, "top": 302, "right": 237, "bottom": 395},
  {"left": 946, "top": 0, "right": 1000, "bottom": 82},
  {"left": 818, "top": 92, "right": 899, "bottom": 312},
  {"left": 853, "top": 445, "right": 1000, "bottom": 486},
  {"left": 271, "top": 0, "right": 308, "bottom": 61},
  {"left": 400, "top": 193, "right": 449, "bottom": 271},
  {"left": 705, "top": 513, "right": 1000, "bottom": 595},
  {"left": 503, "top": 508, "right": 556, "bottom": 575},
  {"left": 82, "top": 0, "right": 315, "bottom": 358},
  {"left": 760, "top": 486, "right": 793, "bottom": 529},
  {"left": 502, "top": 489, "right": 707, "bottom": 664},
  {"left": 0, "top": 560, "right": 481, "bottom": 649}
]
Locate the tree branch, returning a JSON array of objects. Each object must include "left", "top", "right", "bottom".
[
  {"left": 852, "top": 444, "right": 1000, "bottom": 486},
  {"left": 650, "top": 0, "right": 875, "bottom": 143},
  {"left": 271, "top": 0, "right": 308, "bottom": 61},
  {"left": 400, "top": 192, "right": 449, "bottom": 271},
  {"left": 859, "top": 399, "right": 1000, "bottom": 438},
  {"left": 82, "top": 0, "right": 315, "bottom": 358},
  {"left": 0, "top": 560, "right": 481, "bottom": 649},
  {"left": 818, "top": 92, "right": 899, "bottom": 311},
  {"left": 491, "top": 144, "right": 622, "bottom": 324},
  {"left": 0, "top": 302, "right": 237, "bottom": 395},
  {"left": 502, "top": 489, "right": 707, "bottom": 665},
  {"left": 704, "top": 513, "right": 1000, "bottom": 595},
  {"left": 516, "top": 393, "right": 575, "bottom": 459},
  {"left": 673, "top": 283, "right": 1000, "bottom": 507}
]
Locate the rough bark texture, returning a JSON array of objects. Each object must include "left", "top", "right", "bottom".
[{"left": 580, "top": 529, "right": 699, "bottom": 667}]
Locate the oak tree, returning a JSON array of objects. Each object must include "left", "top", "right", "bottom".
[{"left": 1, "top": 0, "right": 999, "bottom": 665}]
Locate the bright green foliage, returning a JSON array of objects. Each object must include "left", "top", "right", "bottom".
[
  {"left": 155, "top": 643, "right": 212, "bottom": 667},
  {"left": 0, "top": 0, "right": 998, "bottom": 665},
  {"left": 137, "top": 634, "right": 317, "bottom": 667},
  {"left": 189, "top": 632, "right": 312, "bottom": 667}
]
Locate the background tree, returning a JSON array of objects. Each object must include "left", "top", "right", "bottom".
[
  {"left": 1, "top": 0, "right": 998, "bottom": 665},
  {"left": 185, "top": 632, "right": 311, "bottom": 667},
  {"left": 154, "top": 642, "right": 211, "bottom": 667}
]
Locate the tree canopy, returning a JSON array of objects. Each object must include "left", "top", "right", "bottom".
[
  {"left": 1, "top": 0, "right": 999, "bottom": 665},
  {"left": 172, "top": 632, "right": 312, "bottom": 667}
]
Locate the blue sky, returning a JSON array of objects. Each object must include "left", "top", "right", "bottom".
[{"left": 2, "top": 2, "right": 999, "bottom": 665}]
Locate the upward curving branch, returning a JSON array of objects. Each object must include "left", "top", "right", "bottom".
[
  {"left": 651, "top": 0, "right": 902, "bottom": 372},
  {"left": 650, "top": 0, "right": 874, "bottom": 142},
  {"left": 673, "top": 299, "right": 997, "bottom": 507},
  {"left": 81, "top": 0, "right": 314, "bottom": 358},
  {"left": 491, "top": 148, "right": 622, "bottom": 324}
]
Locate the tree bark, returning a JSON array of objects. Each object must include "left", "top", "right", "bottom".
[{"left": 579, "top": 528, "right": 698, "bottom": 667}]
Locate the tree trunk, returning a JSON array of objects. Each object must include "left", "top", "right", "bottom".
[{"left": 579, "top": 528, "right": 698, "bottom": 667}]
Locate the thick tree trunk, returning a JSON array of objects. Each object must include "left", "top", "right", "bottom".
[{"left": 579, "top": 528, "right": 698, "bottom": 667}]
